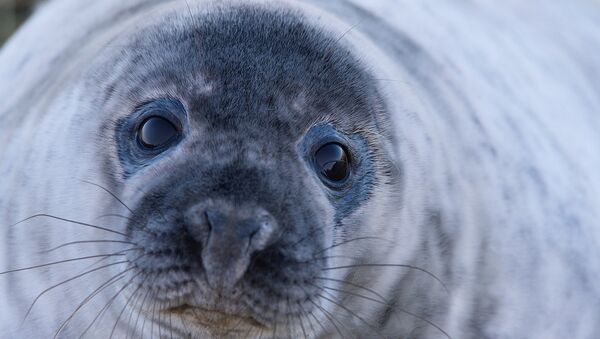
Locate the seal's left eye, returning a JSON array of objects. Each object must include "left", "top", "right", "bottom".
[
  {"left": 138, "top": 116, "right": 178, "bottom": 148},
  {"left": 314, "top": 143, "right": 350, "bottom": 183}
]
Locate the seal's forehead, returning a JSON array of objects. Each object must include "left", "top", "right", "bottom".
[{"left": 108, "top": 3, "right": 382, "bottom": 136}]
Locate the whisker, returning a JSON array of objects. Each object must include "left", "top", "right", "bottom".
[
  {"left": 80, "top": 247, "right": 142, "bottom": 272},
  {"left": 134, "top": 275, "right": 159, "bottom": 339},
  {"left": 272, "top": 301, "right": 279, "bottom": 338},
  {"left": 184, "top": 0, "right": 195, "bottom": 25},
  {"left": 314, "top": 19, "right": 364, "bottom": 83},
  {"left": 221, "top": 302, "right": 253, "bottom": 336},
  {"left": 79, "top": 179, "right": 134, "bottom": 214},
  {"left": 183, "top": 0, "right": 205, "bottom": 41},
  {"left": 53, "top": 267, "right": 133, "bottom": 339},
  {"left": 317, "top": 292, "right": 385, "bottom": 338},
  {"left": 335, "top": 20, "right": 362, "bottom": 44},
  {"left": 97, "top": 213, "right": 135, "bottom": 222},
  {"left": 0, "top": 253, "right": 128, "bottom": 275},
  {"left": 282, "top": 296, "right": 290, "bottom": 338},
  {"left": 157, "top": 292, "right": 164, "bottom": 339},
  {"left": 43, "top": 239, "right": 134, "bottom": 253},
  {"left": 293, "top": 297, "right": 308, "bottom": 339},
  {"left": 150, "top": 285, "right": 159, "bottom": 339},
  {"left": 408, "top": 324, "right": 427, "bottom": 338},
  {"left": 315, "top": 276, "right": 390, "bottom": 304},
  {"left": 222, "top": 315, "right": 245, "bottom": 336},
  {"left": 296, "top": 299, "right": 315, "bottom": 335},
  {"left": 301, "top": 299, "right": 327, "bottom": 335},
  {"left": 241, "top": 322, "right": 254, "bottom": 339},
  {"left": 167, "top": 300, "right": 175, "bottom": 339},
  {"left": 314, "top": 236, "right": 392, "bottom": 256},
  {"left": 288, "top": 296, "right": 297, "bottom": 339},
  {"left": 124, "top": 279, "right": 149, "bottom": 339},
  {"left": 11, "top": 214, "right": 127, "bottom": 237},
  {"left": 323, "top": 263, "right": 449, "bottom": 293},
  {"left": 178, "top": 301, "right": 192, "bottom": 338},
  {"left": 285, "top": 254, "right": 362, "bottom": 266},
  {"left": 21, "top": 260, "right": 130, "bottom": 325},
  {"left": 79, "top": 271, "right": 142, "bottom": 338},
  {"left": 316, "top": 283, "right": 452, "bottom": 339},
  {"left": 78, "top": 179, "right": 161, "bottom": 234},
  {"left": 316, "top": 283, "right": 387, "bottom": 306},
  {"left": 54, "top": 253, "right": 143, "bottom": 338},
  {"left": 109, "top": 286, "right": 143, "bottom": 339},
  {"left": 308, "top": 297, "right": 347, "bottom": 339},
  {"left": 315, "top": 255, "right": 362, "bottom": 261},
  {"left": 110, "top": 274, "right": 148, "bottom": 339},
  {"left": 298, "top": 284, "right": 348, "bottom": 339},
  {"left": 396, "top": 308, "right": 452, "bottom": 339},
  {"left": 63, "top": 247, "right": 142, "bottom": 278}
]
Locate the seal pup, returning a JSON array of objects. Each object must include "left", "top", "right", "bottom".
[{"left": 1, "top": 0, "right": 600, "bottom": 338}]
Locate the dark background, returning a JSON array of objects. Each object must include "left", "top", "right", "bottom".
[{"left": 0, "top": 0, "right": 34, "bottom": 46}]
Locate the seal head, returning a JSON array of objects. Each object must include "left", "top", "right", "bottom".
[{"left": 88, "top": 3, "right": 398, "bottom": 337}]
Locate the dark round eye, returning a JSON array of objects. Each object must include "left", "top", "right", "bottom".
[
  {"left": 314, "top": 143, "right": 350, "bottom": 183},
  {"left": 138, "top": 116, "right": 179, "bottom": 148}
]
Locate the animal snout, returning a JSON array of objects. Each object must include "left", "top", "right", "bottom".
[{"left": 184, "top": 199, "right": 278, "bottom": 290}]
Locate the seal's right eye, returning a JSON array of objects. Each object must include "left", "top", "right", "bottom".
[
  {"left": 138, "top": 116, "right": 179, "bottom": 148},
  {"left": 314, "top": 143, "right": 351, "bottom": 183}
]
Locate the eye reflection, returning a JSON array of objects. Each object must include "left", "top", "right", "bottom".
[
  {"left": 314, "top": 143, "right": 350, "bottom": 182},
  {"left": 138, "top": 116, "right": 178, "bottom": 148}
]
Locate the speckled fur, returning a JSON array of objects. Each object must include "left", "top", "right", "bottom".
[{"left": 0, "top": 0, "right": 599, "bottom": 338}]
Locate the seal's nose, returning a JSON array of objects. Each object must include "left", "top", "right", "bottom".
[{"left": 184, "top": 200, "right": 277, "bottom": 290}]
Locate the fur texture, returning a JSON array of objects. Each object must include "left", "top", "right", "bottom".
[{"left": 0, "top": 0, "right": 599, "bottom": 338}]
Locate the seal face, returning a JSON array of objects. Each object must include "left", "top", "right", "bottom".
[
  {"left": 105, "top": 5, "right": 397, "bottom": 336},
  {"left": 113, "top": 4, "right": 391, "bottom": 332}
]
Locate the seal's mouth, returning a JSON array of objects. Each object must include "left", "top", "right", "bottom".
[{"left": 164, "top": 304, "right": 266, "bottom": 330}]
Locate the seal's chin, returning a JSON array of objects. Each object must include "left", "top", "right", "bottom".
[{"left": 165, "top": 304, "right": 266, "bottom": 332}]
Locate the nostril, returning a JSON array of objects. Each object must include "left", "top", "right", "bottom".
[
  {"left": 247, "top": 213, "right": 277, "bottom": 253},
  {"left": 203, "top": 210, "right": 213, "bottom": 233},
  {"left": 204, "top": 209, "right": 219, "bottom": 227},
  {"left": 249, "top": 227, "right": 260, "bottom": 242}
]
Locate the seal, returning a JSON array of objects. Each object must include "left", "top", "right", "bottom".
[{"left": 1, "top": 0, "right": 600, "bottom": 338}]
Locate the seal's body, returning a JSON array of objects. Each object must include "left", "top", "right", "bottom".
[{"left": 1, "top": 1, "right": 599, "bottom": 338}]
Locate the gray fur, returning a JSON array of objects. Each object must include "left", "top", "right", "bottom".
[{"left": 0, "top": 0, "right": 599, "bottom": 338}]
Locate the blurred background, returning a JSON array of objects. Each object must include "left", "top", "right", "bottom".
[{"left": 0, "top": 0, "right": 34, "bottom": 46}]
